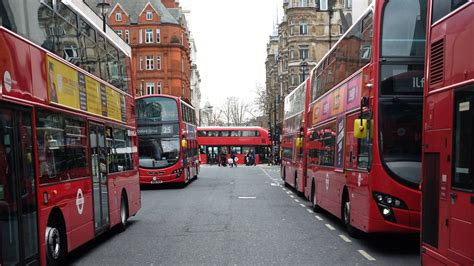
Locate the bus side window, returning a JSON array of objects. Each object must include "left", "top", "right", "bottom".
[{"left": 357, "top": 113, "right": 372, "bottom": 169}]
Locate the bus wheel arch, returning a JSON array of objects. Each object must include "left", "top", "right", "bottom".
[
  {"left": 341, "top": 186, "right": 364, "bottom": 238},
  {"left": 117, "top": 189, "right": 129, "bottom": 232},
  {"left": 46, "top": 207, "right": 68, "bottom": 265},
  {"left": 294, "top": 171, "right": 298, "bottom": 191},
  {"left": 311, "top": 178, "right": 322, "bottom": 212}
]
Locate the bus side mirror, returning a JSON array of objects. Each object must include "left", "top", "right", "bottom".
[
  {"left": 296, "top": 137, "right": 303, "bottom": 148},
  {"left": 181, "top": 139, "right": 187, "bottom": 148},
  {"left": 353, "top": 119, "right": 367, "bottom": 139}
]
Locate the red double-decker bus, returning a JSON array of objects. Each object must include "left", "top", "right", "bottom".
[
  {"left": 281, "top": 81, "right": 307, "bottom": 194},
  {"left": 136, "top": 95, "right": 199, "bottom": 186},
  {"left": 0, "top": 1, "right": 141, "bottom": 264},
  {"left": 302, "top": 0, "right": 427, "bottom": 237},
  {"left": 197, "top": 126, "right": 271, "bottom": 165},
  {"left": 421, "top": 1, "right": 473, "bottom": 265}
]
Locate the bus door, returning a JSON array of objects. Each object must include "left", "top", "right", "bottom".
[
  {"left": 207, "top": 146, "right": 218, "bottom": 164},
  {"left": 89, "top": 123, "right": 110, "bottom": 233},
  {"left": 0, "top": 105, "right": 38, "bottom": 265},
  {"left": 448, "top": 89, "right": 474, "bottom": 261}
]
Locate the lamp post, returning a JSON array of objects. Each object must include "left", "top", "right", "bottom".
[
  {"left": 200, "top": 105, "right": 213, "bottom": 126},
  {"left": 96, "top": 0, "right": 111, "bottom": 33}
]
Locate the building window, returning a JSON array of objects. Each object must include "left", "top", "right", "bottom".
[
  {"left": 139, "top": 29, "right": 143, "bottom": 44},
  {"left": 125, "top": 30, "right": 129, "bottom": 43},
  {"left": 139, "top": 56, "right": 143, "bottom": 70},
  {"left": 139, "top": 81, "right": 144, "bottom": 96},
  {"left": 146, "top": 82, "right": 155, "bottom": 94},
  {"left": 115, "top": 12, "right": 122, "bottom": 21},
  {"left": 156, "top": 56, "right": 161, "bottom": 70},
  {"left": 344, "top": 0, "right": 352, "bottom": 9},
  {"left": 156, "top": 29, "right": 161, "bottom": 43},
  {"left": 115, "top": 30, "right": 122, "bottom": 38},
  {"left": 146, "top": 11, "right": 153, "bottom": 20},
  {"left": 300, "top": 20, "right": 308, "bottom": 35},
  {"left": 300, "top": 47, "right": 309, "bottom": 60},
  {"left": 146, "top": 56, "right": 154, "bottom": 70},
  {"left": 145, "top": 29, "right": 153, "bottom": 43},
  {"left": 157, "top": 82, "right": 162, "bottom": 94},
  {"left": 299, "top": 0, "right": 308, "bottom": 7},
  {"left": 320, "top": 0, "right": 328, "bottom": 10}
]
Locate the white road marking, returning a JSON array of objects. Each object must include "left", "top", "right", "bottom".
[
  {"left": 260, "top": 168, "right": 274, "bottom": 179},
  {"left": 300, "top": 203, "right": 306, "bottom": 207},
  {"left": 282, "top": 188, "right": 287, "bottom": 191},
  {"left": 289, "top": 195, "right": 295, "bottom": 198},
  {"left": 315, "top": 215, "right": 323, "bottom": 221},
  {"left": 339, "top": 234, "right": 352, "bottom": 243},
  {"left": 271, "top": 183, "right": 279, "bottom": 186},
  {"left": 306, "top": 209, "right": 314, "bottom": 214},
  {"left": 325, "top": 224, "right": 336, "bottom": 230},
  {"left": 294, "top": 199, "right": 300, "bottom": 203},
  {"left": 286, "top": 191, "right": 292, "bottom": 194},
  {"left": 358, "top": 250, "right": 376, "bottom": 261},
  {"left": 238, "top": 197, "right": 256, "bottom": 199}
]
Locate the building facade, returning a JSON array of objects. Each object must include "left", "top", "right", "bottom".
[
  {"left": 189, "top": 37, "right": 202, "bottom": 121},
  {"left": 87, "top": 0, "right": 193, "bottom": 100},
  {"left": 265, "top": 0, "right": 352, "bottom": 156}
]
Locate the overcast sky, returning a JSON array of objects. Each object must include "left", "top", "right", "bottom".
[{"left": 178, "top": 0, "right": 284, "bottom": 109}]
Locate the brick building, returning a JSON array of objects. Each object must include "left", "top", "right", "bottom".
[{"left": 88, "top": 0, "right": 192, "bottom": 100}]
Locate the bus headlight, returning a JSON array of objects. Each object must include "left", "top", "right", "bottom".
[
  {"left": 172, "top": 168, "right": 183, "bottom": 177},
  {"left": 373, "top": 192, "right": 407, "bottom": 209}
]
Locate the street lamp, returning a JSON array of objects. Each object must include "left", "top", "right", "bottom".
[
  {"left": 200, "top": 105, "right": 213, "bottom": 126},
  {"left": 96, "top": 0, "right": 111, "bottom": 33}
]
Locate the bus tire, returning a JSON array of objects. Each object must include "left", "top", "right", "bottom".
[
  {"left": 311, "top": 179, "right": 322, "bottom": 212},
  {"left": 46, "top": 214, "right": 67, "bottom": 265},
  {"left": 116, "top": 193, "right": 129, "bottom": 232},
  {"left": 342, "top": 192, "right": 364, "bottom": 239},
  {"left": 283, "top": 167, "right": 289, "bottom": 187}
]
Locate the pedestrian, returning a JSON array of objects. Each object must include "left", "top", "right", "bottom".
[
  {"left": 230, "top": 149, "right": 237, "bottom": 167},
  {"left": 251, "top": 149, "right": 256, "bottom": 166}
]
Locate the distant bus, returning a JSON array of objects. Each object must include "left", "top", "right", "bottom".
[
  {"left": 302, "top": 0, "right": 427, "bottom": 237},
  {"left": 0, "top": 1, "right": 141, "bottom": 264},
  {"left": 281, "top": 81, "right": 307, "bottom": 195},
  {"left": 136, "top": 95, "right": 199, "bottom": 186},
  {"left": 421, "top": 1, "right": 474, "bottom": 265},
  {"left": 197, "top": 126, "right": 271, "bottom": 165}
]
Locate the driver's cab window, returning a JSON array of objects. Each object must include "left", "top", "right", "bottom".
[{"left": 453, "top": 87, "right": 474, "bottom": 192}]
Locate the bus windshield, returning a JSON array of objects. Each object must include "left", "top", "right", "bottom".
[
  {"left": 379, "top": 101, "right": 422, "bottom": 185},
  {"left": 137, "top": 97, "right": 179, "bottom": 123},
  {"left": 381, "top": 0, "right": 427, "bottom": 58},
  {"left": 138, "top": 137, "right": 180, "bottom": 169}
]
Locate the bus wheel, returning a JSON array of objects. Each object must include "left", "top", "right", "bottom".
[
  {"left": 283, "top": 168, "right": 289, "bottom": 187},
  {"left": 311, "top": 180, "right": 322, "bottom": 212},
  {"left": 342, "top": 198, "right": 364, "bottom": 239},
  {"left": 46, "top": 221, "right": 66, "bottom": 265},
  {"left": 117, "top": 194, "right": 129, "bottom": 232},
  {"left": 294, "top": 173, "right": 297, "bottom": 191}
]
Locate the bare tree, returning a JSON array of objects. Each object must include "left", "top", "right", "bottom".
[
  {"left": 218, "top": 97, "right": 251, "bottom": 126},
  {"left": 254, "top": 83, "right": 269, "bottom": 118}
]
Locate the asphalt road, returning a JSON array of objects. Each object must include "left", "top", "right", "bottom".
[{"left": 69, "top": 165, "right": 420, "bottom": 265}]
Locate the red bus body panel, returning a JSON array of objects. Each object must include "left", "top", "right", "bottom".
[
  {"left": 0, "top": 27, "right": 141, "bottom": 265},
  {"left": 197, "top": 126, "right": 271, "bottom": 165},
  {"left": 421, "top": 2, "right": 474, "bottom": 265},
  {"left": 137, "top": 95, "right": 199, "bottom": 185},
  {"left": 300, "top": 1, "right": 422, "bottom": 234}
]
